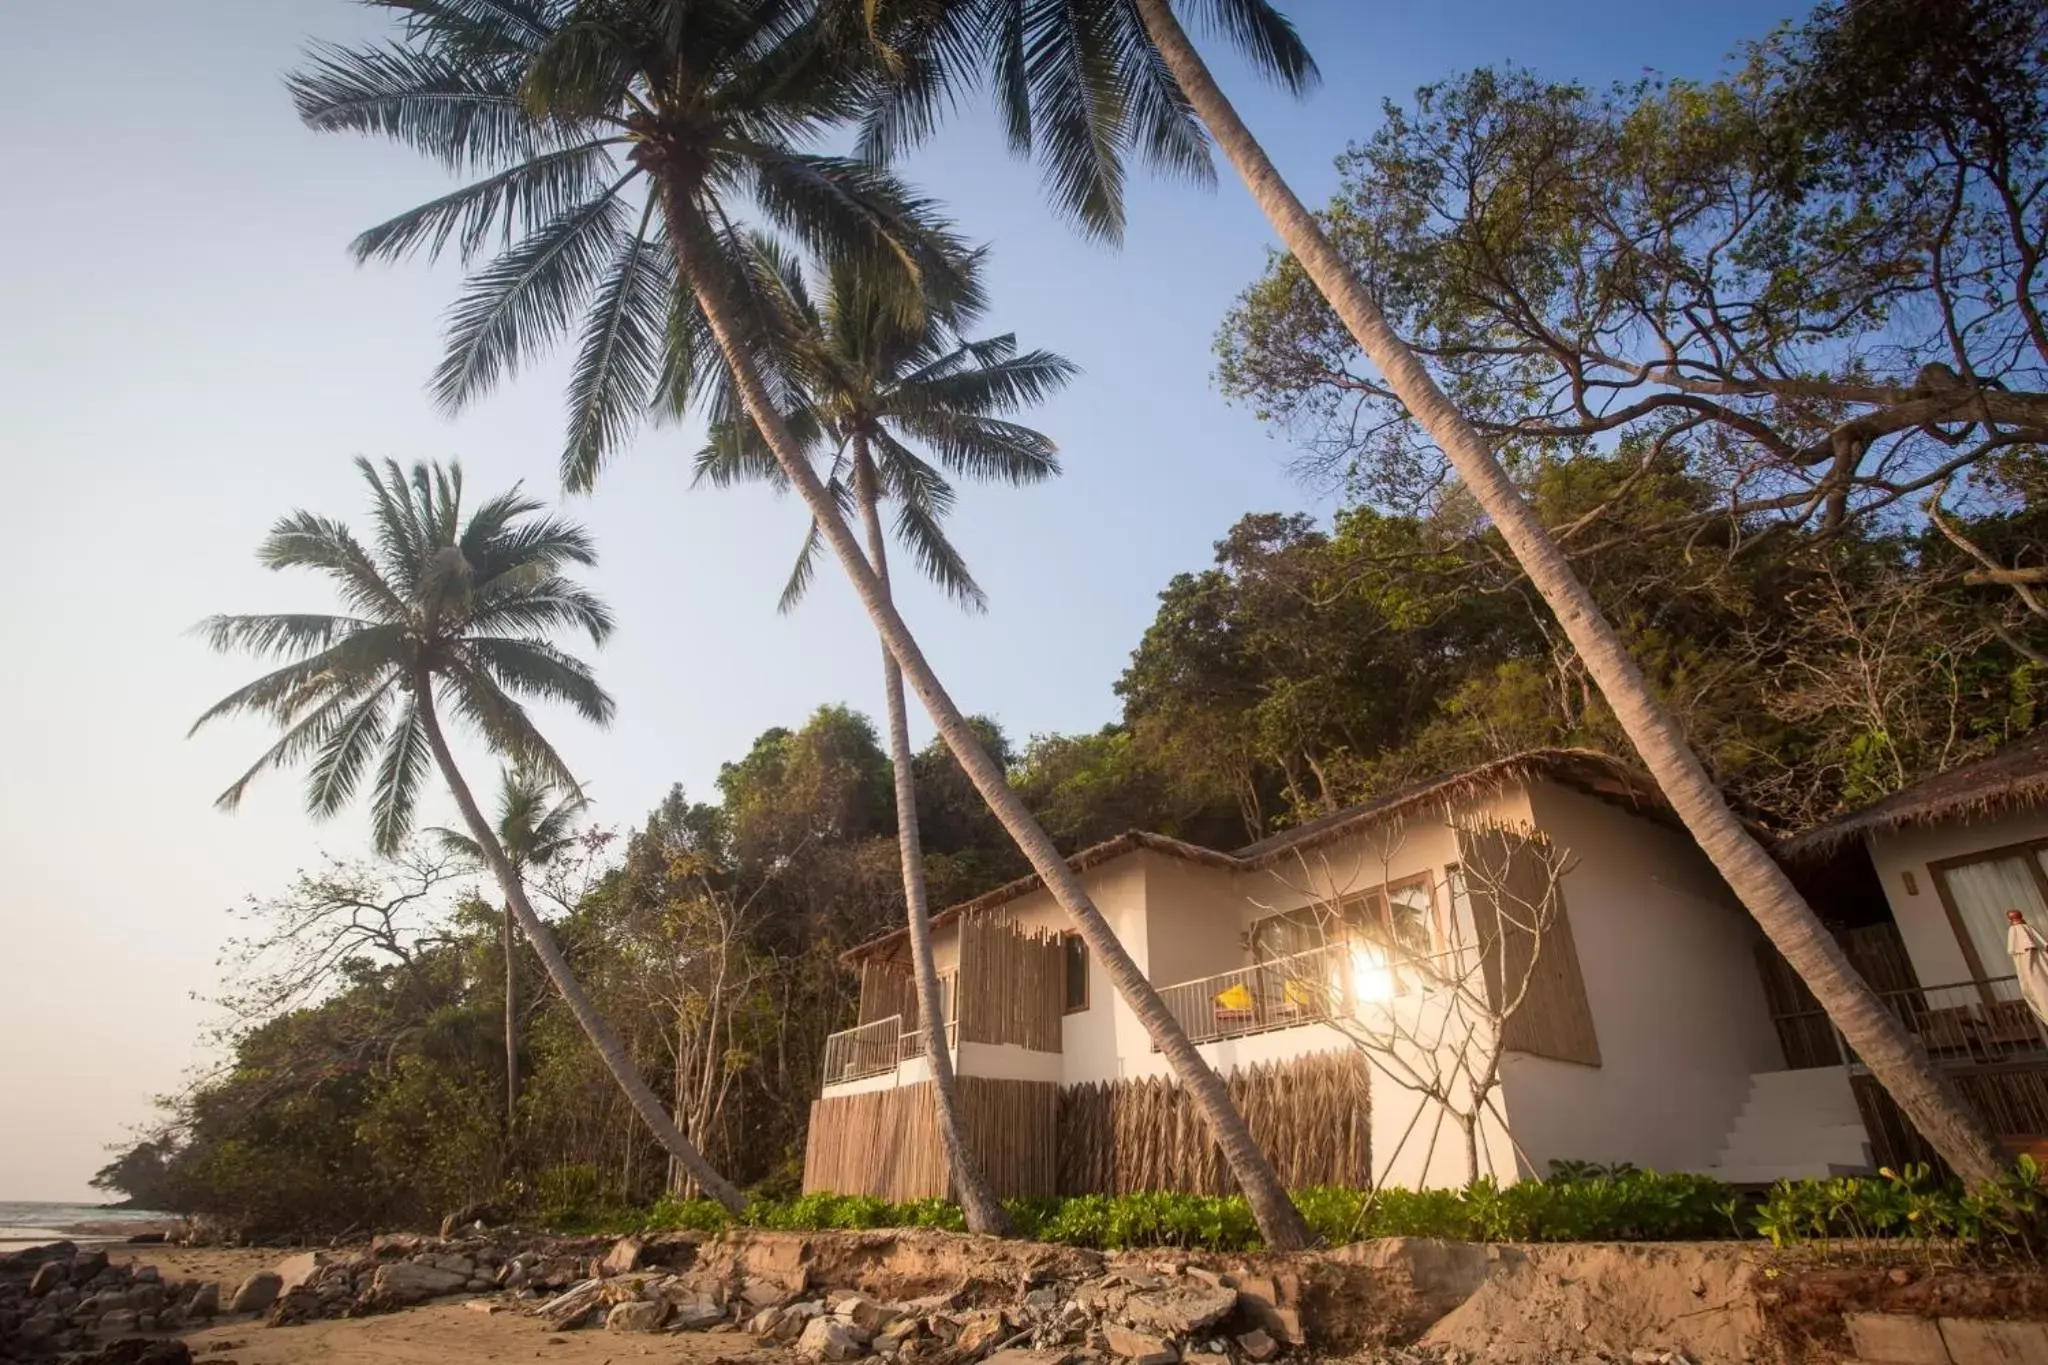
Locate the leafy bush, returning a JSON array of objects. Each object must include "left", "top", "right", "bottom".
[
  {"left": 625, "top": 1169, "right": 1739, "bottom": 1247},
  {"left": 1753, "top": 1160, "right": 2046, "bottom": 1259},
  {"left": 619, "top": 1163, "right": 2047, "bottom": 1258}
]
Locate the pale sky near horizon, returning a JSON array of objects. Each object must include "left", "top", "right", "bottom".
[{"left": 0, "top": 0, "right": 1795, "bottom": 1201}]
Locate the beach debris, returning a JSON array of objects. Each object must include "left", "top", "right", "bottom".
[
  {"left": 797, "top": 1314, "right": 870, "bottom": 1361},
  {"left": 226, "top": 1272, "right": 281, "bottom": 1315},
  {"left": 602, "top": 1237, "right": 645, "bottom": 1276},
  {"left": 605, "top": 1298, "right": 671, "bottom": 1332}
]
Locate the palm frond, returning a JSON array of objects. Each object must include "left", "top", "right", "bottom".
[
  {"left": 469, "top": 577, "right": 616, "bottom": 643},
  {"left": 369, "top": 693, "right": 433, "bottom": 855},
  {"left": 427, "top": 822, "right": 488, "bottom": 865},
  {"left": 351, "top": 138, "right": 625, "bottom": 266},
  {"left": 463, "top": 636, "right": 615, "bottom": 725},
  {"left": 357, "top": 456, "right": 429, "bottom": 598},
  {"left": 562, "top": 200, "right": 675, "bottom": 491},
  {"left": 255, "top": 512, "right": 411, "bottom": 621},
  {"left": 432, "top": 179, "right": 638, "bottom": 412},
  {"left": 189, "top": 625, "right": 411, "bottom": 732},
  {"left": 440, "top": 661, "right": 584, "bottom": 796},
  {"left": 304, "top": 681, "right": 397, "bottom": 817},
  {"left": 207, "top": 687, "right": 366, "bottom": 812},
  {"left": 890, "top": 472, "right": 986, "bottom": 610},
  {"left": 289, "top": 40, "right": 543, "bottom": 171},
  {"left": 373, "top": 0, "right": 569, "bottom": 61},
  {"left": 895, "top": 345, "right": 1078, "bottom": 419},
  {"left": 741, "top": 150, "right": 973, "bottom": 312},
  {"left": 1183, "top": 0, "right": 1319, "bottom": 93}
]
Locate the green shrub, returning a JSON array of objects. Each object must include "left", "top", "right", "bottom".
[
  {"left": 1752, "top": 1159, "right": 2046, "bottom": 1259},
  {"left": 595, "top": 1162, "right": 2047, "bottom": 1258}
]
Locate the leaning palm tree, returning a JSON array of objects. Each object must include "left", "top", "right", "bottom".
[
  {"left": 697, "top": 239, "right": 1076, "bottom": 1234},
  {"left": 191, "top": 456, "right": 745, "bottom": 1210},
  {"left": 292, "top": 0, "right": 1314, "bottom": 1245},
  {"left": 432, "top": 766, "right": 589, "bottom": 1131},
  {"left": 857, "top": 0, "right": 2005, "bottom": 1176}
]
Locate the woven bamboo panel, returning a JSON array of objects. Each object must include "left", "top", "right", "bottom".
[
  {"left": 858, "top": 960, "right": 920, "bottom": 1031},
  {"left": 802, "top": 1076, "right": 1059, "bottom": 1199},
  {"left": 1056, "top": 1051, "right": 1372, "bottom": 1195},
  {"left": 1458, "top": 826, "right": 1601, "bottom": 1067},
  {"left": 956, "top": 916, "right": 1063, "bottom": 1052}
]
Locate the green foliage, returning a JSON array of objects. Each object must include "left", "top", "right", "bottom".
[
  {"left": 627, "top": 1174, "right": 1740, "bottom": 1249},
  {"left": 1752, "top": 1160, "right": 2047, "bottom": 1260}
]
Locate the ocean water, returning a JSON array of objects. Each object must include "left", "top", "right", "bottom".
[{"left": 0, "top": 1201, "right": 171, "bottom": 1252}]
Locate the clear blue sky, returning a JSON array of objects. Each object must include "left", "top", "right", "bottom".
[{"left": 0, "top": 0, "right": 1797, "bottom": 1199}]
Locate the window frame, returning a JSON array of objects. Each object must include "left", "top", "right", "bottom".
[
  {"left": 1928, "top": 837, "right": 2048, "bottom": 1000},
  {"left": 1341, "top": 871, "right": 1444, "bottom": 962},
  {"left": 1060, "top": 930, "right": 1091, "bottom": 1014}
]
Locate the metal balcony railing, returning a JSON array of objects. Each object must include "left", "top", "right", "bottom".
[
  {"left": 820, "top": 974, "right": 957, "bottom": 1085},
  {"left": 821, "top": 1014, "right": 903, "bottom": 1084},
  {"left": 1155, "top": 942, "right": 1354, "bottom": 1046},
  {"left": 1772, "top": 974, "right": 2048, "bottom": 1071}
]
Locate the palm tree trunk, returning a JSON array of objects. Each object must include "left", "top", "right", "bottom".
[
  {"left": 1130, "top": 0, "right": 2004, "bottom": 1183},
  {"left": 665, "top": 201, "right": 1312, "bottom": 1247},
  {"left": 852, "top": 444, "right": 1014, "bottom": 1235},
  {"left": 414, "top": 675, "right": 748, "bottom": 1211},
  {"left": 503, "top": 901, "right": 519, "bottom": 1134}
]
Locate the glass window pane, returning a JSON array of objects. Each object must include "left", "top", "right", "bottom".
[
  {"left": 1064, "top": 934, "right": 1088, "bottom": 1011},
  {"left": 1252, "top": 908, "right": 1326, "bottom": 963},
  {"left": 1386, "top": 880, "right": 1436, "bottom": 956},
  {"left": 1940, "top": 854, "right": 2048, "bottom": 980}
]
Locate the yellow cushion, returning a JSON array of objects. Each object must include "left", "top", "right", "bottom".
[{"left": 1214, "top": 983, "right": 1255, "bottom": 1011}]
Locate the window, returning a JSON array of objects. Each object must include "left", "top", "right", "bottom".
[
  {"left": 1062, "top": 932, "right": 1090, "bottom": 1013},
  {"left": 1932, "top": 840, "right": 2048, "bottom": 983},
  {"left": 1249, "top": 907, "right": 1332, "bottom": 963},
  {"left": 1344, "top": 874, "right": 1440, "bottom": 959}
]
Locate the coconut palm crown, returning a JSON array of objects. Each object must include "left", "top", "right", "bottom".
[
  {"left": 857, "top": 0, "right": 1319, "bottom": 240},
  {"left": 433, "top": 765, "right": 590, "bottom": 875},
  {"left": 192, "top": 457, "right": 614, "bottom": 854},
  {"left": 695, "top": 239, "right": 1077, "bottom": 609},
  {"left": 289, "top": 0, "right": 975, "bottom": 491}
]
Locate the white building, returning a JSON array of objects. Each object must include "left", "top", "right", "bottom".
[{"left": 804, "top": 749, "right": 1863, "bottom": 1199}]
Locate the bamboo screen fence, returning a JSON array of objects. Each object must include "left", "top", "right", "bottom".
[
  {"left": 802, "top": 1076, "right": 1058, "bottom": 1200},
  {"left": 1055, "top": 1051, "right": 1371, "bottom": 1195},
  {"left": 955, "top": 916, "right": 1064, "bottom": 1052},
  {"left": 858, "top": 960, "right": 921, "bottom": 1031}
]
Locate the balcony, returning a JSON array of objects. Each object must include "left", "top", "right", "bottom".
[
  {"left": 820, "top": 974, "right": 957, "bottom": 1086},
  {"left": 1773, "top": 974, "right": 2048, "bottom": 1071}
]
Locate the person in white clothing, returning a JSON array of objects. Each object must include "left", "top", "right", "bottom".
[{"left": 2008, "top": 909, "right": 2048, "bottom": 1031}]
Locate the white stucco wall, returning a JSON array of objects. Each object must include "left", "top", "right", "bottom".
[
  {"left": 1862, "top": 806, "right": 2048, "bottom": 986},
  {"left": 1493, "top": 780, "right": 1783, "bottom": 1175}
]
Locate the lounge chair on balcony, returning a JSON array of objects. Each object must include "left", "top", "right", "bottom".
[{"left": 1212, "top": 982, "right": 1259, "bottom": 1037}]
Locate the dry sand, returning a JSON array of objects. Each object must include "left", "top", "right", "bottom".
[{"left": 112, "top": 1246, "right": 785, "bottom": 1365}]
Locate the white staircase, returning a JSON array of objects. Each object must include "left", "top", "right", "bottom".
[{"left": 1701, "top": 1069, "right": 1874, "bottom": 1183}]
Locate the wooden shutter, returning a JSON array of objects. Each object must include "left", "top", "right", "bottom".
[{"left": 1457, "top": 825, "right": 1601, "bottom": 1067}]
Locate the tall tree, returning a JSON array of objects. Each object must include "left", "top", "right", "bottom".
[
  {"left": 698, "top": 239, "right": 1075, "bottom": 1233},
  {"left": 432, "top": 766, "right": 590, "bottom": 1131},
  {"left": 190, "top": 456, "right": 746, "bottom": 1210},
  {"left": 292, "top": 0, "right": 1315, "bottom": 1246},
  {"left": 867, "top": 0, "right": 2007, "bottom": 1178}
]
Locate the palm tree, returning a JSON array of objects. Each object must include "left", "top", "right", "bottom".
[
  {"left": 860, "top": 0, "right": 2005, "bottom": 1177},
  {"left": 432, "top": 766, "right": 589, "bottom": 1132},
  {"left": 697, "top": 238, "right": 1076, "bottom": 1234},
  {"left": 292, "top": 0, "right": 1315, "bottom": 1246},
  {"left": 192, "top": 456, "right": 746, "bottom": 1210}
]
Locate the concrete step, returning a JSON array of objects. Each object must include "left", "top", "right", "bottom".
[
  {"left": 1705, "top": 1068, "right": 1873, "bottom": 1179},
  {"left": 1706, "top": 1161, "right": 1874, "bottom": 1185}
]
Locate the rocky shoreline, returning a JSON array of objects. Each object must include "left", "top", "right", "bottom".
[{"left": 0, "top": 1225, "right": 1318, "bottom": 1365}]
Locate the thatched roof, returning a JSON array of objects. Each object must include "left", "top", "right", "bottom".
[
  {"left": 843, "top": 748, "right": 1669, "bottom": 965},
  {"left": 1778, "top": 728, "right": 2048, "bottom": 861}
]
